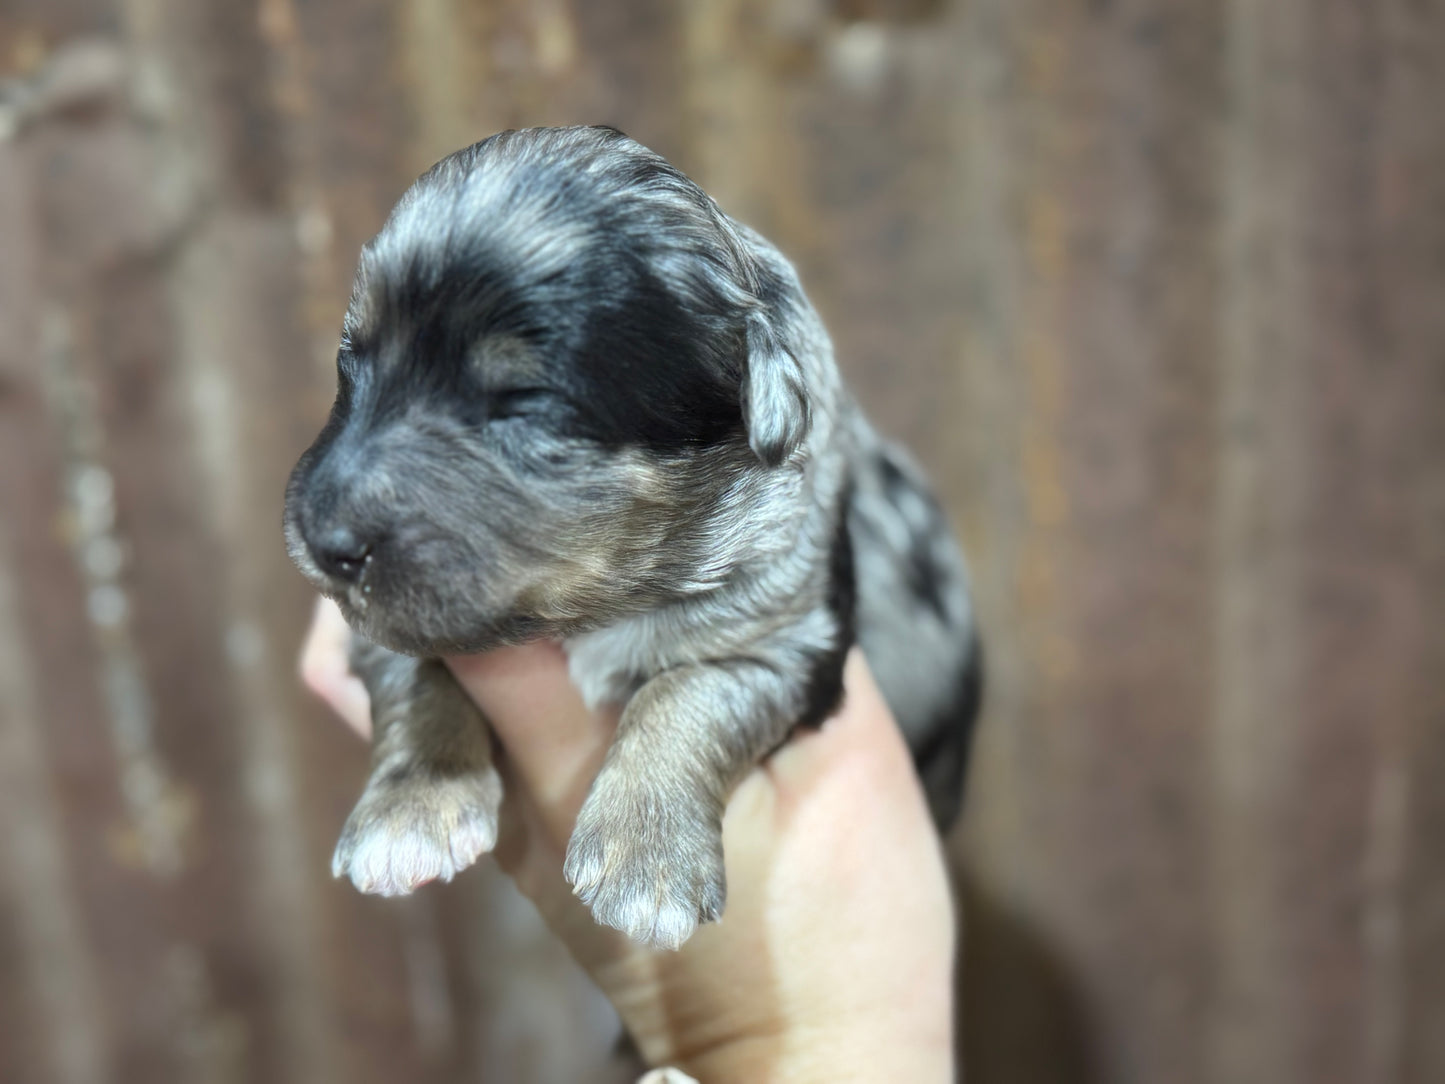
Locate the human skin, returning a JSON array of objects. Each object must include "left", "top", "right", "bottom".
[{"left": 301, "top": 598, "right": 955, "bottom": 1081}]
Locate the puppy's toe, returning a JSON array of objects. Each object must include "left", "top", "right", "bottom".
[
  {"left": 332, "top": 766, "right": 503, "bottom": 896},
  {"left": 563, "top": 791, "right": 725, "bottom": 950}
]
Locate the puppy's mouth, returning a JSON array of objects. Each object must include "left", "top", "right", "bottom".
[{"left": 333, "top": 557, "right": 376, "bottom": 613}]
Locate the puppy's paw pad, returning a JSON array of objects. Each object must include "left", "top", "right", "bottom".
[
  {"left": 332, "top": 767, "right": 503, "bottom": 896},
  {"left": 563, "top": 799, "right": 725, "bottom": 950}
]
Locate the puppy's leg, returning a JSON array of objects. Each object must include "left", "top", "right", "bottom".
[
  {"left": 332, "top": 640, "right": 503, "bottom": 896},
  {"left": 563, "top": 661, "right": 813, "bottom": 949}
]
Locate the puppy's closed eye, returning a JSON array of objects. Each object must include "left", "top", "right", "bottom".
[{"left": 486, "top": 388, "right": 561, "bottom": 421}]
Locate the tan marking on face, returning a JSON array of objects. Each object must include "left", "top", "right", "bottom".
[{"left": 469, "top": 335, "right": 547, "bottom": 388}]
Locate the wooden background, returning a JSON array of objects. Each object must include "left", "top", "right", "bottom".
[{"left": 2, "top": 1, "right": 1442, "bottom": 1081}]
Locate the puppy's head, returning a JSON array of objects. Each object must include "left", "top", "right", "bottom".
[{"left": 284, "top": 126, "right": 811, "bottom": 654}]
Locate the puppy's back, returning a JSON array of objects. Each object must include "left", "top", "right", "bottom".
[{"left": 846, "top": 421, "right": 981, "bottom": 828}]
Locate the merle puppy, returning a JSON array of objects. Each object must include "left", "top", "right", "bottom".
[{"left": 285, "top": 126, "right": 980, "bottom": 949}]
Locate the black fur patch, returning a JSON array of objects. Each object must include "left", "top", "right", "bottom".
[
  {"left": 877, "top": 452, "right": 951, "bottom": 621},
  {"left": 796, "top": 484, "right": 858, "bottom": 730},
  {"left": 350, "top": 252, "right": 747, "bottom": 453},
  {"left": 346, "top": 128, "right": 755, "bottom": 455},
  {"left": 562, "top": 262, "right": 747, "bottom": 450},
  {"left": 910, "top": 635, "right": 983, "bottom": 829}
]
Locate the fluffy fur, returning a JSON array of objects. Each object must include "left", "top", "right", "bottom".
[{"left": 284, "top": 127, "right": 980, "bottom": 949}]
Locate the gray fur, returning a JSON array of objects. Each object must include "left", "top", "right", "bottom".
[{"left": 284, "top": 127, "right": 979, "bottom": 949}]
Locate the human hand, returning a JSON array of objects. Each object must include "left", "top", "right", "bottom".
[{"left": 301, "top": 598, "right": 955, "bottom": 1081}]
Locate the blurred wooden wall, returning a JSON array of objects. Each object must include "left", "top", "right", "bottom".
[{"left": 1, "top": 1, "right": 1442, "bottom": 1082}]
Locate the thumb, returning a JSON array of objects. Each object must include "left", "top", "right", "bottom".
[{"left": 445, "top": 643, "right": 617, "bottom": 853}]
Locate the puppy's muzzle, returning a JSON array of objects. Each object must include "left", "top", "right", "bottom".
[{"left": 289, "top": 450, "right": 383, "bottom": 588}]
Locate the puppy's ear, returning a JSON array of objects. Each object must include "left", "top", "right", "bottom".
[{"left": 741, "top": 312, "right": 810, "bottom": 466}]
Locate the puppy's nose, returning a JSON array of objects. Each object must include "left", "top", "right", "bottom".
[{"left": 311, "top": 525, "right": 372, "bottom": 583}]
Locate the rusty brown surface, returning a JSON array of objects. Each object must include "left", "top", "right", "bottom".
[{"left": 1, "top": 1, "right": 1442, "bottom": 1082}]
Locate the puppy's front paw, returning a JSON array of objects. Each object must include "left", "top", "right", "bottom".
[
  {"left": 332, "top": 766, "right": 503, "bottom": 896},
  {"left": 563, "top": 783, "right": 725, "bottom": 950}
]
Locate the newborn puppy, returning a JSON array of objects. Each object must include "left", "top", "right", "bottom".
[{"left": 284, "top": 127, "right": 980, "bottom": 949}]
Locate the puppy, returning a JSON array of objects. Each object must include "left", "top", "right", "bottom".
[{"left": 284, "top": 127, "right": 980, "bottom": 949}]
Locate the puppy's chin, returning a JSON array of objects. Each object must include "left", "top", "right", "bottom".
[{"left": 331, "top": 593, "right": 550, "bottom": 658}]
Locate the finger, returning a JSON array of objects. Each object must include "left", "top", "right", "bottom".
[
  {"left": 444, "top": 647, "right": 669, "bottom": 968},
  {"left": 487, "top": 756, "right": 635, "bottom": 967},
  {"left": 446, "top": 643, "right": 617, "bottom": 851},
  {"left": 298, "top": 596, "right": 372, "bottom": 738}
]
